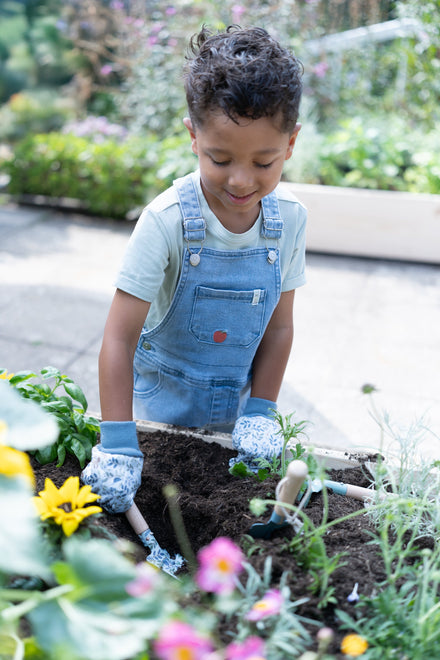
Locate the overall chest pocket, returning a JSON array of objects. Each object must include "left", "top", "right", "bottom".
[{"left": 190, "top": 285, "right": 267, "bottom": 347}]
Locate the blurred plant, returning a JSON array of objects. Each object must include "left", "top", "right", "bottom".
[
  {"left": 316, "top": 116, "right": 440, "bottom": 193},
  {"left": 3, "top": 128, "right": 196, "bottom": 218},
  {"left": 0, "top": 89, "right": 75, "bottom": 142},
  {"left": 4, "top": 366, "right": 99, "bottom": 468},
  {"left": 62, "top": 114, "right": 128, "bottom": 142}
]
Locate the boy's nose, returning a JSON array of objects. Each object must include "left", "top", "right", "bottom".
[{"left": 228, "top": 168, "right": 253, "bottom": 192}]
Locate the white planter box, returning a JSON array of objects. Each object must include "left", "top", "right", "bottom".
[{"left": 285, "top": 183, "right": 440, "bottom": 264}]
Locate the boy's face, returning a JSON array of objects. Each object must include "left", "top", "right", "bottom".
[{"left": 184, "top": 113, "right": 300, "bottom": 233}]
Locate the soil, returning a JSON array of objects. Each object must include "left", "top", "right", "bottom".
[{"left": 30, "top": 429, "right": 384, "bottom": 658}]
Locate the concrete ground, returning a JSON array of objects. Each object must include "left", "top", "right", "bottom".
[{"left": 1, "top": 202, "right": 439, "bottom": 461}]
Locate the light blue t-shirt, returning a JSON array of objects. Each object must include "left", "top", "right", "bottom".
[{"left": 116, "top": 170, "right": 307, "bottom": 331}]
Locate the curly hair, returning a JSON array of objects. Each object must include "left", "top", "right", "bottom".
[{"left": 183, "top": 25, "right": 303, "bottom": 133}]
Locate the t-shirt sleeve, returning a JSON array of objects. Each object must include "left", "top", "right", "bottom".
[
  {"left": 281, "top": 201, "right": 307, "bottom": 292},
  {"left": 115, "top": 208, "right": 171, "bottom": 302}
]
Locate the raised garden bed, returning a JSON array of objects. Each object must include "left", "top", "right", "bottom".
[
  {"left": 286, "top": 182, "right": 440, "bottom": 265},
  {"left": 30, "top": 422, "right": 381, "bottom": 658}
]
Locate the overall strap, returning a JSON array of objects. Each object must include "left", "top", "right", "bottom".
[
  {"left": 261, "top": 191, "right": 283, "bottom": 239},
  {"left": 174, "top": 174, "right": 206, "bottom": 243}
]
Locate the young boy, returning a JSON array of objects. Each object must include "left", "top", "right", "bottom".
[{"left": 82, "top": 25, "right": 306, "bottom": 515}]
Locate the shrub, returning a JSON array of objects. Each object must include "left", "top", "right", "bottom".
[
  {"left": 0, "top": 89, "right": 75, "bottom": 142},
  {"left": 3, "top": 128, "right": 196, "bottom": 218},
  {"left": 315, "top": 116, "right": 440, "bottom": 194}
]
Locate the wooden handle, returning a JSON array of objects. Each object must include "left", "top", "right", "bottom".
[
  {"left": 345, "top": 484, "right": 376, "bottom": 502},
  {"left": 274, "top": 460, "right": 308, "bottom": 518},
  {"left": 125, "top": 502, "right": 150, "bottom": 535}
]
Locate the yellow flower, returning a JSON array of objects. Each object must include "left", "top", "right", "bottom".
[
  {"left": 33, "top": 476, "right": 102, "bottom": 537},
  {"left": 341, "top": 633, "right": 368, "bottom": 656},
  {"left": 0, "top": 443, "right": 35, "bottom": 487},
  {"left": 0, "top": 370, "right": 14, "bottom": 380}
]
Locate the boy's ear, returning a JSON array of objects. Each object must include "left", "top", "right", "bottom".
[
  {"left": 183, "top": 117, "right": 198, "bottom": 155},
  {"left": 285, "top": 123, "right": 301, "bottom": 161}
]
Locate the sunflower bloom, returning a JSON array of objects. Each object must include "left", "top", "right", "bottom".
[
  {"left": 0, "top": 443, "right": 35, "bottom": 487},
  {"left": 33, "top": 476, "right": 102, "bottom": 536},
  {"left": 341, "top": 633, "right": 368, "bottom": 656},
  {"left": 0, "top": 370, "right": 14, "bottom": 380}
]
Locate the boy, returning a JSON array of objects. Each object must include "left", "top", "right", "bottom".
[{"left": 82, "top": 25, "right": 306, "bottom": 515}]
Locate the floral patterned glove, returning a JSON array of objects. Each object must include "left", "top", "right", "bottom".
[
  {"left": 229, "top": 398, "right": 282, "bottom": 472},
  {"left": 81, "top": 421, "right": 143, "bottom": 514}
]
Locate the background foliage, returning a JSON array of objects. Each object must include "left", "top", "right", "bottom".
[{"left": 0, "top": 0, "right": 439, "bottom": 218}]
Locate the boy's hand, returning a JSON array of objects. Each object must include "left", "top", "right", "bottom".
[
  {"left": 229, "top": 397, "right": 283, "bottom": 472},
  {"left": 81, "top": 421, "right": 143, "bottom": 514}
]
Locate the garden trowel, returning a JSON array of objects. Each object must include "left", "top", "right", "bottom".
[
  {"left": 248, "top": 459, "right": 308, "bottom": 539},
  {"left": 299, "top": 478, "right": 377, "bottom": 507},
  {"left": 125, "top": 502, "right": 185, "bottom": 577}
]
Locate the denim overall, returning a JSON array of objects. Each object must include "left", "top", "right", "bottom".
[{"left": 133, "top": 173, "right": 283, "bottom": 429}]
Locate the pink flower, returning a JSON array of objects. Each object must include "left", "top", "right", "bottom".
[
  {"left": 125, "top": 562, "right": 160, "bottom": 597},
  {"left": 196, "top": 537, "right": 244, "bottom": 595},
  {"left": 154, "top": 621, "right": 213, "bottom": 660},
  {"left": 100, "top": 64, "right": 113, "bottom": 76},
  {"left": 225, "top": 636, "right": 266, "bottom": 659},
  {"left": 313, "top": 61, "right": 329, "bottom": 78},
  {"left": 166, "top": 6, "right": 177, "bottom": 15},
  {"left": 245, "top": 589, "right": 283, "bottom": 622},
  {"left": 232, "top": 4, "right": 246, "bottom": 23}
]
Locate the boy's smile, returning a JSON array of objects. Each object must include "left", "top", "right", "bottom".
[{"left": 184, "top": 113, "right": 300, "bottom": 233}]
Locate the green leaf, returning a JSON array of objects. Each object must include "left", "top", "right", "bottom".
[
  {"left": 63, "top": 382, "right": 88, "bottom": 411},
  {"left": 229, "top": 461, "right": 255, "bottom": 478},
  {"left": 69, "top": 435, "right": 87, "bottom": 468},
  {"left": 41, "top": 400, "right": 71, "bottom": 414},
  {"left": 41, "top": 366, "right": 61, "bottom": 380},
  {"left": 8, "top": 371, "right": 37, "bottom": 386},
  {"left": 72, "top": 409, "right": 86, "bottom": 432},
  {"left": 34, "top": 443, "right": 58, "bottom": 465},
  {"left": 0, "top": 477, "right": 50, "bottom": 578},
  {"left": 56, "top": 443, "right": 66, "bottom": 468},
  {"left": 58, "top": 395, "right": 74, "bottom": 410}
]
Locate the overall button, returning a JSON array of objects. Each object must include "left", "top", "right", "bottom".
[
  {"left": 142, "top": 341, "right": 151, "bottom": 350},
  {"left": 267, "top": 250, "right": 277, "bottom": 264}
]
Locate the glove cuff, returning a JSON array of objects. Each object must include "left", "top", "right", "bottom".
[
  {"left": 99, "top": 421, "right": 143, "bottom": 457},
  {"left": 243, "top": 397, "right": 277, "bottom": 418}
]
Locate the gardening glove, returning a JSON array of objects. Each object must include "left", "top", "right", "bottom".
[
  {"left": 81, "top": 421, "right": 143, "bottom": 514},
  {"left": 229, "top": 397, "right": 282, "bottom": 472},
  {"left": 139, "top": 529, "right": 185, "bottom": 577}
]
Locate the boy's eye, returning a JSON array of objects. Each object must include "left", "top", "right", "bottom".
[
  {"left": 255, "top": 162, "right": 273, "bottom": 169},
  {"left": 211, "top": 158, "right": 230, "bottom": 167}
]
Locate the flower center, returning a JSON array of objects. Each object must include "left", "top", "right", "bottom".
[{"left": 217, "top": 558, "right": 231, "bottom": 573}]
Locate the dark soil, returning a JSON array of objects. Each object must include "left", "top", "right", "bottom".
[{"left": 31, "top": 429, "right": 384, "bottom": 658}]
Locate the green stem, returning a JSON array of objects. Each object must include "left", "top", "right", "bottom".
[
  {"left": 163, "top": 484, "right": 197, "bottom": 574},
  {"left": 0, "top": 584, "right": 73, "bottom": 622}
]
